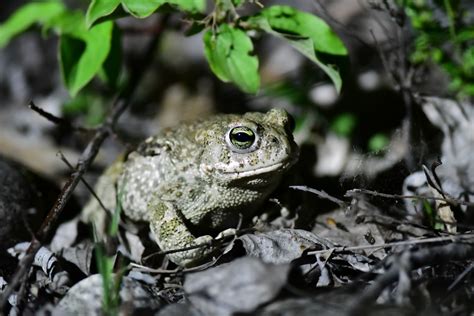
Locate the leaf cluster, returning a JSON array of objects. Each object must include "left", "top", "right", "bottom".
[
  {"left": 0, "top": 0, "right": 348, "bottom": 97},
  {"left": 401, "top": 0, "right": 474, "bottom": 97}
]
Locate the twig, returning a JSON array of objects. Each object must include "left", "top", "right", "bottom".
[
  {"left": 357, "top": 212, "right": 474, "bottom": 234},
  {"left": 58, "top": 152, "right": 110, "bottom": 214},
  {"left": 422, "top": 159, "right": 446, "bottom": 198},
  {"left": 307, "top": 233, "right": 474, "bottom": 256},
  {"left": 129, "top": 257, "right": 219, "bottom": 274},
  {"left": 28, "top": 101, "right": 94, "bottom": 133},
  {"left": 159, "top": 241, "right": 215, "bottom": 256},
  {"left": 447, "top": 262, "right": 474, "bottom": 292},
  {"left": 0, "top": 14, "right": 169, "bottom": 310},
  {"left": 369, "top": 29, "right": 393, "bottom": 84},
  {"left": 289, "top": 185, "right": 347, "bottom": 208},
  {"left": 346, "top": 188, "right": 474, "bottom": 207}
]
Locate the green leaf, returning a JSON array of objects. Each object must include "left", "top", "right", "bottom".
[
  {"left": 46, "top": 11, "right": 87, "bottom": 37},
  {"left": 368, "top": 133, "right": 389, "bottom": 153},
  {"left": 121, "top": 0, "right": 166, "bottom": 18},
  {"left": 232, "top": 0, "right": 245, "bottom": 7},
  {"left": 421, "top": 199, "right": 435, "bottom": 227},
  {"left": 263, "top": 81, "right": 307, "bottom": 104},
  {"left": 331, "top": 113, "right": 356, "bottom": 137},
  {"left": 0, "top": 1, "right": 65, "bottom": 47},
  {"left": 59, "top": 19, "right": 114, "bottom": 96},
  {"left": 0, "top": 1, "right": 117, "bottom": 96},
  {"left": 249, "top": 16, "right": 343, "bottom": 92},
  {"left": 86, "top": 0, "right": 205, "bottom": 23},
  {"left": 284, "top": 36, "right": 343, "bottom": 93},
  {"left": 185, "top": 21, "right": 206, "bottom": 36},
  {"left": 218, "top": 0, "right": 240, "bottom": 12},
  {"left": 203, "top": 30, "right": 229, "bottom": 82},
  {"left": 463, "top": 47, "right": 474, "bottom": 74},
  {"left": 100, "top": 24, "right": 122, "bottom": 89},
  {"left": 60, "top": 35, "right": 85, "bottom": 93},
  {"left": 121, "top": 0, "right": 204, "bottom": 18},
  {"left": 171, "top": 0, "right": 206, "bottom": 13},
  {"left": 63, "top": 93, "right": 107, "bottom": 126},
  {"left": 203, "top": 24, "right": 259, "bottom": 94},
  {"left": 260, "top": 5, "right": 347, "bottom": 55},
  {"left": 456, "top": 29, "right": 474, "bottom": 43},
  {"left": 86, "top": 0, "right": 121, "bottom": 28}
]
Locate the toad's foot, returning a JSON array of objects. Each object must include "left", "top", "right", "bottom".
[
  {"left": 149, "top": 199, "right": 218, "bottom": 267},
  {"left": 216, "top": 228, "right": 237, "bottom": 240}
]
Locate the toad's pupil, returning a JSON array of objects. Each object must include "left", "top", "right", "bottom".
[{"left": 234, "top": 132, "right": 252, "bottom": 142}]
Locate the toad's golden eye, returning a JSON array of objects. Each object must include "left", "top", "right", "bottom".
[{"left": 229, "top": 126, "right": 256, "bottom": 150}]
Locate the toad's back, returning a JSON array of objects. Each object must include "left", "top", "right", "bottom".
[{"left": 83, "top": 109, "right": 299, "bottom": 266}]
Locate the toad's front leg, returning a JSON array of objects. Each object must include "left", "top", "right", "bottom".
[{"left": 148, "top": 197, "right": 218, "bottom": 267}]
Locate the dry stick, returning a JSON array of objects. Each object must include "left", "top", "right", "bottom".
[
  {"left": 346, "top": 188, "right": 474, "bottom": 207},
  {"left": 0, "top": 15, "right": 168, "bottom": 310},
  {"left": 58, "top": 152, "right": 110, "bottom": 214},
  {"left": 447, "top": 262, "right": 474, "bottom": 292},
  {"left": 129, "top": 256, "right": 219, "bottom": 275},
  {"left": 308, "top": 233, "right": 474, "bottom": 256},
  {"left": 28, "top": 101, "right": 93, "bottom": 133},
  {"left": 293, "top": 185, "right": 471, "bottom": 232},
  {"left": 289, "top": 185, "right": 347, "bottom": 208},
  {"left": 358, "top": 212, "right": 474, "bottom": 234},
  {"left": 348, "top": 190, "right": 473, "bottom": 233}
]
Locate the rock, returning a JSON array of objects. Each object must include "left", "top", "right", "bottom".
[{"left": 56, "top": 274, "right": 161, "bottom": 315}]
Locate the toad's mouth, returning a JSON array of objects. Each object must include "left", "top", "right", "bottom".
[{"left": 208, "top": 156, "right": 298, "bottom": 180}]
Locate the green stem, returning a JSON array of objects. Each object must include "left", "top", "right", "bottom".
[{"left": 443, "top": 0, "right": 456, "bottom": 39}]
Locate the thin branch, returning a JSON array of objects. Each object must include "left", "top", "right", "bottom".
[
  {"left": 369, "top": 29, "right": 393, "bottom": 84},
  {"left": 129, "top": 257, "right": 219, "bottom": 275},
  {"left": 447, "top": 262, "right": 474, "bottom": 292},
  {"left": 28, "top": 101, "right": 94, "bottom": 133},
  {"left": 422, "top": 159, "right": 449, "bottom": 198},
  {"left": 58, "top": 152, "right": 111, "bottom": 214},
  {"left": 307, "top": 233, "right": 474, "bottom": 256},
  {"left": 345, "top": 188, "right": 474, "bottom": 207},
  {"left": 289, "top": 185, "right": 347, "bottom": 208},
  {"left": 356, "top": 212, "right": 474, "bottom": 234}
]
